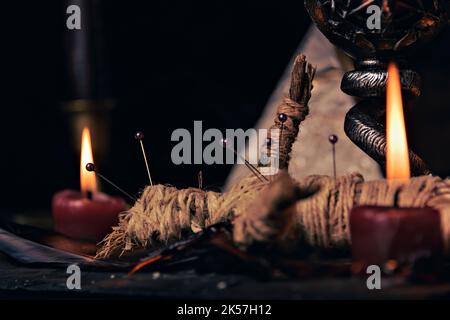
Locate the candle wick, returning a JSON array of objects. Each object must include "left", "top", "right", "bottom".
[
  {"left": 393, "top": 188, "right": 401, "bottom": 208},
  {"left": 86, "top": 190, "right": 93, "bottom": 200}
]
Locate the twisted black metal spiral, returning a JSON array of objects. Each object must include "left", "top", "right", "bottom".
[{"left": 344, "top": 99, "right": 431, "bottom": 176}]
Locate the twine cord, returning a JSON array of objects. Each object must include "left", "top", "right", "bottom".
[
  {"left": 233, "top": 173, "right": 450, "bottom": 253},
  {"left": 97, "top": 54, "right": 315, "bottom": 258},
  {"left": 96, "top": 51, "right": 450, "bottom": 259}
]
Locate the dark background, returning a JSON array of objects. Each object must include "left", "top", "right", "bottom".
[
  {"left": 2, "top": 1, "right": 450, "bottom": 214},
  {"left": 2, "top": 0, "right": 310, "bottom": 212}
]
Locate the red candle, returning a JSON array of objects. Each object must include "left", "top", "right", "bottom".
[
  {"left": 350, "top": 206, "right": 443, "bottom": 266},
  {"left": 52, "top": 127, "right": 127, "bottom": 242},
  {"left": 350, "top": 63, "right": 442, "bottom": 268}
]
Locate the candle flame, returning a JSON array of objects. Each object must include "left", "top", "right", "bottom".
[
  {"left": 80, "top": 127, "right": 97, "bottom": 193},
  {"left": 386, "top": 62, "right": 410, "bottom": 180}
]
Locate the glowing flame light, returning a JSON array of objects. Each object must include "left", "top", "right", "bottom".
[
  {"left": 386, "top": 62, "right": 410, "bottom": 181},
  {"left": 80, "top": 127, "right": 97, "bottom": 193}
]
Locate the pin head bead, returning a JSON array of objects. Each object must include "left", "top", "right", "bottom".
[
  {"left": 134, "top": 131, "right": 145, "bottom": 140},
  {"left": 328, "top": 134, "right": 338, "bottom": 144},
  {"left": 278, "top": 113, "right": 288, "bottom": 123},
  {"left": 85, "top": 163, "right": 96, "bottom": 172}
]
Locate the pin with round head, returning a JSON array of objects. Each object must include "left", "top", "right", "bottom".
[
  {"left": 85, "top": 163, "right": 137, "bottom": 202},
  {"left": 329, "top": 134, "right": 338, "bottom": 144},
  {"left": 220, "top": 137, "right": 268, "bottom": 182},
  {"left": 328, "top": 134, "right": 339, "bottom": 179},
  {"left": 85, "top": 162, "right": 96, "bottom": 172},
  {"left": 84, "top": 162, "right": 96, "bottom": 199},
  {"left": 134, "top": 131, "right": 145, "bottom": 140},
  {"left": 134, "top": 131, "right": 153, "bottom": 186},
  {"left": 278, "top": 113, "right": 288, "bottom": 123},
  {"left": 278, "top": 113, "right": 288, "bottom": 143}
]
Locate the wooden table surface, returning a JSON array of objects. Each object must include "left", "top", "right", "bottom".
[
  {"left": 2, "top": 252, "right": 450, "bottom": 300},
  {"left": 1, "top": 212, "right": 450, "bottom": 300}
]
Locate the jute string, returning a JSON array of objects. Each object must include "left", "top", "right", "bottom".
[
  {"left": 97, "top": 54, "right": 315, "bottom": 258},
  {"left": 96, "top": 53, "right": 450, "bottom": 259},
  {"left": 266, "top": 54, "right": 315, "bottom": 169},
  {"left": 96, "top": 175, "right": 267, "bottom": 258},
  {"left": 233, "top": 173, "right": 450, "bottom": 253}
]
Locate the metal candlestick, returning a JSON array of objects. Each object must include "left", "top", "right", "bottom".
[{"left": 304, "top": 0, "right": 449, "bottom": 176}]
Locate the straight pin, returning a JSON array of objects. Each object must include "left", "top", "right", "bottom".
[
  {"left": 329, "top": 134, "right": 339, "bottom": 179},
  {"left": 85, "top": 163, "right": 137, "bottom": 202},
  {"left": 221, "top": 139, "right": 268, "bottom": 183},
  {"left": 278, "top": 112, "right": 288, "bottom": 153},
  {"left": 135, "top": 131, "right": 153, "bottom": 186}
]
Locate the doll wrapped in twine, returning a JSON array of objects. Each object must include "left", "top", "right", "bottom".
[
  {"left": 97, "top": 53, "right": 450, "bottom": 259},
  {"left": 234, "top": 171, "right": 450, "bottom": 253},
  {"left": 96, "top": 54, "right": 315, "bottom": 258}
]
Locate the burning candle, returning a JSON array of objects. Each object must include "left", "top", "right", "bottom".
[
  {"left": 350, "top": 63, "right": 443, "bottom": 268},
  {"left": 52, "top": 127, "right": 127, "bottom": 242}
]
